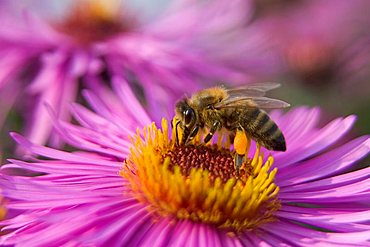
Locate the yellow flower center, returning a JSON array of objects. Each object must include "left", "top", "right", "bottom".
[{"left": 121, "top": 119, "right": 280, "bottom": 232}]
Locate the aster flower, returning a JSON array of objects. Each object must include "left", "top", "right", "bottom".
[
  {"left": 256, "top": 0, "right": 370, "bottom": 93},
  {"left": 0, "top": 83, "right": 369, "bottom": 246},
  {"left": 0, "top": 0, "right": 278, "bottom": 151}
]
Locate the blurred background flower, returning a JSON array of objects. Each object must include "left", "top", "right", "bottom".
[
  {"left": 251, "top": 0, "right": 370, "bottom": 137},
  {"left": 0, "top": 0, "right": 280, "bottom": 160}
]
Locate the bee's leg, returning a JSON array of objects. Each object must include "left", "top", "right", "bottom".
[
  {"left": 228, "top": 132, "right": 235, "bottom": 144},
  {"left": 234, "top": 153, "right": 244, "bottom": 172},
  {"left": 181, "top": 127, "right": 190, "bottom": 145},
  {"left": 204, "top": 121, "right": 220, "bottom": 143},
  {"left": 223, "top": 131, "right": 234, "bottom": 148},
  {"left": 185, "top": 125, "right": 200, "bottom": 144},
  {"left": 175, "top": 120, "right": 181, "bottom": 146},
  {"left": 234, "top": 128, "right": 249, "bottom": 156},
  {"left": 233, "top": 128, "right": 249, "bottom": 172}
]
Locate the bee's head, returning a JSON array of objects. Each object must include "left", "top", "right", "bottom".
[
  {"left": 175, "top": 99, "right": 197, "bottom": 145},
  {"left": 175, "top": 99, "right": 196, "bottom": 129}
]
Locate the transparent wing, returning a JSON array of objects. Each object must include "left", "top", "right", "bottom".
[
  {"left": 215, "top": 97, "right": 290, "bottom": 109},
  {"left": 215, "top": 83, "right": 289, "bottom": 110},
  {"left": 249, "top": 97, "right": 290, "bottom": 109},
  {"left": 226, "top": 82, "right": 281, "bottom": 98}
]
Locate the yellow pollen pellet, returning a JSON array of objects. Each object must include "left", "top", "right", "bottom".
[{"left": 234, "top": 130, "right": 248, "bottom": 155}]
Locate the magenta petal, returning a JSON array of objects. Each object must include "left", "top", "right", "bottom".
[
  {"left": 165, "top": 221, "right": 223, "bottom": 247},
  {"left": 220, "top": 234, "right": 244, "bottom": 247},
  {"left": 4, "top": 159, "right": 119, "bottom": 176},
  {"left": 0, "top": 83, "right": 20, "bottom": 128},
  {"left": 111, "top": 77, "right": 152, "bottom": 127},
  {"left": 68, "top": 50, "right": 89, "bottom": 77},
  {"left": 135, "top": 219, "right": 173, "bottom": 247},
  {"left": 96, "top": 206, "right": 154, "bottom": 247},
  {"left": 279, "top": 166, "right": 370, "bottom": 193},
  {"left": 277, "top": 136, "right": 370, "bottom": 186},
  {"left": 167, "top": 221, "right": 194, "bottom": 246},
  {"left": 280, "top": 205, "right": 370, "bottom": 223},
  {"left": 53, "top": 121, "right": 130, "bottom": 159},
  {"left": 25, "top": 52, "right": 65, "bottom": 93},
  {"left": 198, "top": 224, "right": 222, "bottom": 247},
  {"left": 241, "top": 233, "right": 274, "bottom": 247},
  {"left": 0, "top": 50, "right": 28, "bottom": 88},
  {"left": 279, "top": 171, "right": 370, "bottom": 203},
  {"left": 275, "top": 107, "right": 321, "bottom": 148},
  {"left": 275, "top": 115, "right": 356, "bottom": 168},
  {"left": 261, "top": 220, "right": 370, "bottom": 246},
  {"left": 10, "top": 133, "right": 120, "bottom": 167},
  {"left": 277, "top": 206, "right": 370, "bottom": 232}
]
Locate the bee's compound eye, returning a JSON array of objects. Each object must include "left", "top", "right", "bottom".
[{"left": 184, "top": 108, "right": 195, "bottom": 125}]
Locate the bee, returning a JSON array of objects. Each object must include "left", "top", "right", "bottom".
[{"left": 174, "top": 83, "right": 290, "bottom": 169}]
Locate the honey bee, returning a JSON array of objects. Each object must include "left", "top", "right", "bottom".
[{"left": 174, "top": 83, "right": 290, "bottom": 169}]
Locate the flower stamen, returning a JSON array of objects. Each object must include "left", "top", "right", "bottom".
[{"left": 121, "top": 119, "right": 280, "bottom": 231}]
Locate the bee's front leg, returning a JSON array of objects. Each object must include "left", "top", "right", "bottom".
[
  {"left": 181, "top": 127, "right": 190, "bottom": 145},
  {"left": 185, "top": 125, "right": 200, "bottom": 144},
  {"left": 204, "top": 121, "right": 220, "bottom": 143},
  {"left": 173, "top": 118, "right": 182, "bottom": 146}
]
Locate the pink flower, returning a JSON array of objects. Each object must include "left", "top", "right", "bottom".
[
  {"left": 258, "top": 0, "right": 370, "bottom": 93},
  {"left": 0, "top": 83, "right": 369, "bottom": 246}
]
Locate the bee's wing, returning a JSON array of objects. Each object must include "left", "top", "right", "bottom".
[
  {"left": 248, "top": 97, "right": 290, "bottom": 109},
  {"left": 215, "top": 96, "right": 290, "bottom": 109},
  {"left": 226, "top": 82, "right": 281, "bottom": 97}
]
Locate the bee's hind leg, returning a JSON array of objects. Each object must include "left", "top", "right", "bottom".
[
  {"left": 234, "top": 153, "right": 244, "bottom": 172},
  {"left": 233, "top": 128, "right": 250, "bottom": 173}
]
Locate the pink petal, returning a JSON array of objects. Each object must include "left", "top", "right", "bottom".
[{"left": 277, "top": 136, "right": 370, "bottom": 186}]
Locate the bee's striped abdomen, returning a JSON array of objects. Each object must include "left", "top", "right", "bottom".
[{"left": 243, "top": 108, "right": 286, "bottom": 151}]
